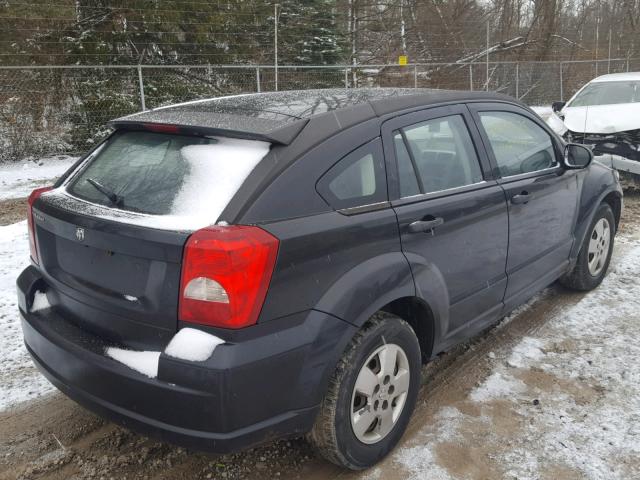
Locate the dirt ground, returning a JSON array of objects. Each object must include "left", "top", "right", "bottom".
[
  {"left": 0, "top": 199, "right": 27, "bottom": 227},
  {"left": 1, "top": 194, "right": 639, "bottom": 480}
]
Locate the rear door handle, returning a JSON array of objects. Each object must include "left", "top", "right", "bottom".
[
  {"left": 511, "top": 192, "right": 530, "bottom": 205},
  {"left": 408, "top": 217, "right": 444, "bottom": 233}
]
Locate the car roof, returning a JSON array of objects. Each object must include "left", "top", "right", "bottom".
[
  {"left": 591, "top": 72, "right": 640, "bottom": 83},
  {"left": 110, "top": 88, "right": 517, "bottom": 145}
]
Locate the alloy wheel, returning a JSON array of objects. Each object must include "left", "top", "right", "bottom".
[
  {"left": 350, "top": 343, "right": 410, "bottom": 444},
  {"left": 587, "top": 217, "right": 611, "bottom": 276}
]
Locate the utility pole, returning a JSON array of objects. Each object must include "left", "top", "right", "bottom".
[
  {"left": 400, "top": 0, "right": 407, "bottom": 54},
  {"left": 137, "top": 65, "right": 146, "bottom": 111},
  {"left": 349, "top": 0, "right": 358, "bottom": 88},
  {"left": 486, "top": 21, "right": 490, "bottom": 91},
  {"left": 594, "top": 1, "right": 600, "bottom": 76},
  {"left": 274, "top": 3, "right": 279, "bottom": 91},
  {"left": 608, "top": 28, "right": 612, "bottom": 74}
]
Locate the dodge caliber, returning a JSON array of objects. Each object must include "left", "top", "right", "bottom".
[{"left": 17, "top": 88, "right": 622, "bottom": 469}]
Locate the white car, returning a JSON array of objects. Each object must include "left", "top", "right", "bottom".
[{"left": 543, "top": 72, "right": 640, "bottom": 173}]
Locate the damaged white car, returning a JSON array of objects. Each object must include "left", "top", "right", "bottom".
[{"left": 536, "top": 72, "right": 640, "bottom": 175}]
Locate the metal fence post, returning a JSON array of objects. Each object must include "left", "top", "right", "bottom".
[
  {"left": 256, "top": 67, "right": 261, "bottom": 92},
  {"left": 137, "top": 65, "right": 146, "bottom": 111},
  {"left": 515, "top": 62, "right": 519, "bottom": 99},
  {"left": 274, "top": 4, "right": 279, "bottom": 92},
  {"left": 344, "top": 67, "right": 349, "bottom": 88},
  {"left": 469, "top": 64, "right": 473, "bottom": 91},
  {"left": 559, "top": 62, "right": 564, "bottom": 102},
  {"left": 414, "top": 64, "right": 418, "bottom": 88}
]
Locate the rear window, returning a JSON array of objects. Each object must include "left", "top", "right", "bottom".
[{"left": 67, "top": 131, "right": 270, "bottom": 224}]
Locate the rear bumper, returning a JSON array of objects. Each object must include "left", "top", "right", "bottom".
[{"left": 18, "top": 266, "right": 355, "bottom": 453}]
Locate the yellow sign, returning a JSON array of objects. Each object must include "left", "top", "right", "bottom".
[{"left": 399, "top": 55, "right": 408, "bottom": 66}]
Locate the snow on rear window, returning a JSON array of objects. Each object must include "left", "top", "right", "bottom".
[
  {"left": 64, "top": 131, "right": 270, "bottom": 230},
  {"left": 170, "top": 139, "right": 268, "bottom": 221}
]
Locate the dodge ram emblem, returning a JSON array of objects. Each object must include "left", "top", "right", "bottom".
[{"left": 75, "top": 227, "right": 85, "bottom": 241}]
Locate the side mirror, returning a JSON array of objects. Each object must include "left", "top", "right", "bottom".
[
  {"left": 563, "top": 143, "right": 593, "bottom": 169},
  {"left": 552, "top": 101, "right": 566, "bottom": 113}
]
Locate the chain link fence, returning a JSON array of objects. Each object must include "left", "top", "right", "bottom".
[{"left": 2, "top": 59, "right": 639, "bottom": 162}]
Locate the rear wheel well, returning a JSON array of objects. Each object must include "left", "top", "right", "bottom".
[
  {"left": 603, "top": 191, "right": 622, "bottom": 230},
  {"left": 379, "top": 297, "right": 435, "bottom": 363}
]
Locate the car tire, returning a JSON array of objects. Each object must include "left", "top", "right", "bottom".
[
  {"left": 560, "top": 202, "right": 615, "bottom": 291},
  {"left": 307, "top": 311, "right": 421, "bottom": 470}
]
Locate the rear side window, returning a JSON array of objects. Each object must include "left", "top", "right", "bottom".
[
  {"left": 67, "top": 131, "right": 270, "bottom": 223},
  {"left": 394, "top": 115, "right": 483, "bottom": 196},
  {"left": 316, "top": 138, "right": 387, "bottom": 210},
  {"left": 478, "top": 111, "right": 556, "bottom": 177},
  {"left": 394, "top": 133, "right": 420, "bottom": 197}
]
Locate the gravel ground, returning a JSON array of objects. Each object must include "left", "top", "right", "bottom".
[{"left": 1, "top": 186, "right": 639, "bottom": 479}]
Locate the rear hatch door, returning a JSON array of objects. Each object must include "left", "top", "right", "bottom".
[
  {"left": 35, "top": 200, "right": 187, "bottom": 350},
  {"left": 33, "top": 129, "right": 270, "bottom": 349}
]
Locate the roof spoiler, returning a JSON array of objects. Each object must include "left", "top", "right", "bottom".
[{"left": 107, "top": 118, "right": 309, "bottom": 145}]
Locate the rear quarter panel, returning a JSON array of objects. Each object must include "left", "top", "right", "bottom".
[
  {"left": 241, "top": 118, "right": 416, "bottom": 326},
  {"left": 258, "top": 209, "right": 414, "bottom": 325}
]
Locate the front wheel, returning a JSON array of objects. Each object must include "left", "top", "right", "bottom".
[
  {"left": 307, "top": 312, "right": 421, "bottom": 470},
  {"left": 560, "top": 202, "right": 615, "bottom": 291}
]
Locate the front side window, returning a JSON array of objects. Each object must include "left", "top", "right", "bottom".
[
  {"left": 316, "top": 139, "right": 387, "bottom": 210},
  {"left": 479, "top": 111, "right": 556, "bottom": 177},
  {"left": 393, "top": 115, "right": 483, "bottom": 196}
]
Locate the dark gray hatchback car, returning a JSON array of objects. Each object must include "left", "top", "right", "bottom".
[{"left": 18, "top": 88, "right": 622, "bottom": 469}]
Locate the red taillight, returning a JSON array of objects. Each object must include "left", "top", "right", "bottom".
[
  {"left": 27, "top": 186, "right": 52, "bottom": 265},
  {"left": 179, "top": 226, "right": 279, "bottom": 329},
  {"left": 142, "top": 123, "right": 181, "bottom": 134}
]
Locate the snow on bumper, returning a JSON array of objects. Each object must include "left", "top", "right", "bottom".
[{"left": 105, "top": 328, "right": 226, "bottom": 378}]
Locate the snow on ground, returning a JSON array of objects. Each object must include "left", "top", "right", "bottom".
[
  {"left": 0, "top": 221, "right": 54, "bottom": 410},
  {"left": 530, "top": 105, "right": 567, "bottom": 135},
  {"left": 0, "top": 155, "right": 77, "bottom": 201},
  {"left": 530, "top": 105, "right": 553, "bottom": 118},
  {"left": 385, "top": 236, "right": 640, "bottom": 480}
]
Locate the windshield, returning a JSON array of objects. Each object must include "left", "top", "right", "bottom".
[
  {"left": 67, "top": 130, "right": 270, "bottom": 222},
  {"left": 569, "top": 81, "right": 640, "bottom": 107}
]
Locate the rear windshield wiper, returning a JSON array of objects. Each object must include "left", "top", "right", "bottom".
[{"left": 86, "top": 178, "right": 124, "bottom": 207}]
